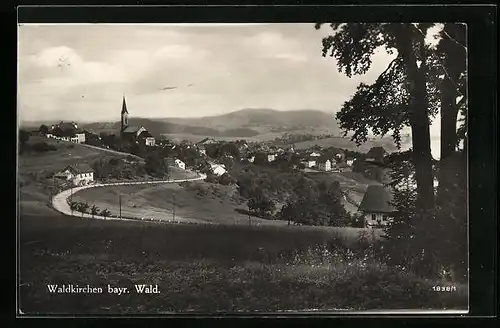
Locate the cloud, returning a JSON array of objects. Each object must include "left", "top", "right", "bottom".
[
  {"left": 28, "top": 46, "right": 127, "bottom": 86},
  {"left": 244, "top": 31, "right": 308, "bottom": 62}
]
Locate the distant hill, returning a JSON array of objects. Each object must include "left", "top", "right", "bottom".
[
  {"left": 80, "top": 118, "right": 261, "bottom": 138},
  {"left": 79, "top": 109, "right": 340, "bottom": 137},
  {"left": 162, "top": 108, "right": 340, "bottom": 134}
]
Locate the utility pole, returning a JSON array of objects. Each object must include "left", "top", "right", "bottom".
[
  {"left": 119, "top": 193, "right": 122, "bottom": 219},
  {"left": 172, "top": 193, "right": 176, "bottom": 221},
  {"left": 248, "top": 204, "right": 251, "bottom": 226}
]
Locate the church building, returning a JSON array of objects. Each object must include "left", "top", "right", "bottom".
[{"left": 120, "top": 96, "right": 155, "bottom": 146}]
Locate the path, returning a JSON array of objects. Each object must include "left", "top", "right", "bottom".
[
  {"left": 78, "top": 143, "right": 144, "bottom": 161},
  {"left": 51, "top": 173, "right": 208, "bottom": 224}
]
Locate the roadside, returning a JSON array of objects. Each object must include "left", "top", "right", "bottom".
[{"left": 51, "top": 174, "right": 208, "bottom": 224}]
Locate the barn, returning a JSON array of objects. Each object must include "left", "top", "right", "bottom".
[{"left": 358, "top": 185, "right": 396, "bottom": 228}]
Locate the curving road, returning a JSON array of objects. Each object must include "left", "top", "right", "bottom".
[{"left": 51, "top": 173, "right": 208, "bottom": 224}]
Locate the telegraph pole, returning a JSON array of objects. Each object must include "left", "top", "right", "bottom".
[
  {"left": 172, "top": 193, "right": 176, "bottom": 221},
  {"left": 119, "top": 193, "right": 122, "bottom": 219},
  {"left": 248, "top": 204, "right": 251, "bottom": 226}
]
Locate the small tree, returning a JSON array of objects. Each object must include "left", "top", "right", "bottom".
[
  {"left": 90, "top": 204, "right": 100, "bottom": 218},
  {"left": 100, "top": 208, "right": 111, "bottom": 219},
  {"left": 39, "top": 124, "right": 49, "bottom": 135},
  {"left": 247, "top": 190, "right": 275, "bottom": 219},
  {"left": 69, "top": 201, "right": 79, "bottom": 215},
  {"left": 77, "top": 202, "right": 89, "bottom": 217}
]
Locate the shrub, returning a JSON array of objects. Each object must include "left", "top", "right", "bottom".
[{"left": 31, "top": 142, "right": 57, "bottom": 153}]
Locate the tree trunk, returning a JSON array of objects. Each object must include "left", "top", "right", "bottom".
[
  {"left": 394, "top": 24, "right": 435, "bottom": 212},
  {"left": 437, "top": 23, "right": 466, "bottom": 205}
]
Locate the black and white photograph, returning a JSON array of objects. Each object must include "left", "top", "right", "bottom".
[{"left": 18, "top": 21, "right": 469, "bottom": 314}]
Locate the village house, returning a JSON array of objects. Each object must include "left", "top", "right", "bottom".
[
  {"left": 197, "top": 137, "right": 218, "bottom": 145},
  {"left": 357, "top": 185, "right": 395, "bottom": 228},
  {"left": 197, "top": 144, "right": 207, "bottom": 156},
  {"left": 365, "top": 146, "right": 388, "bottom": 163},
  {"left": 346, "top": 158, "right": 355, "bottom": 166},
  {"left": 119, "top": 96, "right": 155, "bottom": 146},
  {"left": 267, "top": 153, "right": 277, "bottom": 162},
  {"left": 316, "top": 156, "right": 332, "bottom": 171},
  {"left": 301, "top": 157, "right": 317, "bottom": 168},
  {"left": 54, "top": 164, "right": 94, "bottom": 186},
  {"left": 211, "top": 163, "right": 227, "bottom": 176},
  {"left": 310, "top": 151, "right": 322, "bottom": 157},
  {"left": 48, "top": 121, "right": 86, "bottom": 144},
  {"left": 165, "top": 158, "right": 186, "bottom": 170}
]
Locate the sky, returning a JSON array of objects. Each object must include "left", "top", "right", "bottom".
[{"left": 18, "top": 23, "right": 450, "bottom": 158}]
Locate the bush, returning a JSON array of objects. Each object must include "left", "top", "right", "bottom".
[{"left": 31, "top": 142, "right": 57, "bottom": 153}]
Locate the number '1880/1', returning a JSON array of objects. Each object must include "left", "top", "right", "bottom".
[{"left": 432, "top": 286, "right": 457, "bottom": 292}]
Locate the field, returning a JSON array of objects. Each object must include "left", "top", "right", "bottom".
[
  {"left": 70, "top": 181, "right": 376, "bottom": 239},
  {"left": 18, "top": 136, "right": 134, "bottom": 217},
  {"left": 19, "top": 213, "right": 467, "bottom": 314}
]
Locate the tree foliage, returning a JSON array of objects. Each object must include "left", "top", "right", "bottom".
[
  {"left": 144, "top": 152, "right": 169, "bottom": 177},
  {"left": 317, "top": 23, "right": 468, "bottom": 280}
]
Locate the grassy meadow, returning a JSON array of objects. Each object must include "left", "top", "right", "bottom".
[{"left": 19, "top": 213, "right": 467, "bottom": 314}]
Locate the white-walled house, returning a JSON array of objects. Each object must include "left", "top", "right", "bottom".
[
  {"left": 145, "top": 137, "right": 155, "bottom": 146},
  {"left": 54, "top": 164, "right": 94, "bottom": 186},
  {"left": 175, "top": 159, "right": 186, "bottom": 170},
  {"left": 211, "top": 163, "right": 227, "bottom": 176},
  {"left": 267, "top": 154, "right": 276, "bottom": 162},
  {"left": 310, "top": 152, "right": 321, "bottom": 157},
  {"left": 346, "top": 158, "right": 355, "bottom": 166},
  {"left": 317, "top": 158, "right": 332, "bottom": 171},
  {"left": 358, "top": 185, "right": 395, "bottom": 228}
]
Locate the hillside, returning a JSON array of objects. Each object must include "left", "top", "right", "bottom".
[
  {"left": 78, "top": 109, "right": 340, "bottom": 138},
  {"left": 81, "top": 118, "right": 261, "bottom": 138},
  {"left": 164, "top": 108, "right": 340, "bottom": 134}
]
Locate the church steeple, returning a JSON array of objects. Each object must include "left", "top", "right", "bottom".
[
  {"left": 121, "top": 95, "right": 128, "bottom": 114},
  {"left": 121, "top": 95, "right": 129, "bottom": 134}
]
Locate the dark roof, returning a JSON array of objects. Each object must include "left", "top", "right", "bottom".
[
  {"left": 197, "top": 137, "right": 216, "bottom": 145},
  {"left": 358, "top": 185, "right": 395, "bottom": 213},
  {"left": 317, "top": 155, "right": 331, "bottom": 162},
  {"left": 67, "top": 164, "right": 94, "bottom": 174},
  {"left": 139, "top": 130, "right": 153, "bottom": 138},
  {"left": 366, "top": 147, "right": 387, "bottom": 160},
  {"left": 56, "top": 122, "right": 77, "bottom": 131},
  {"left": 121, "top": 96, "right": 128, "bottom": 114},
  {"left": 123, "top": 126, "right": 143, "bottom": 133}
]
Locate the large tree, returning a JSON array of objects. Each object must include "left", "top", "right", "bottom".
[
  {"left": 316, "top": 23, "right": 438, "bottom": 212},
  {"left": 434, "top": 23, "right": 467, "bottom": 205}
]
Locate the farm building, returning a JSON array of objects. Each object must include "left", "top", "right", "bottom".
[
  {"left": 197, "top": 137, "right": 218, "bottom": 145},
  {"left": 54, "top": 164, "right": 94, "bottom": 186},
  {"left": 197, "top": 144, "right": 207, "bottom": 156},
  {"left": 301, "top": 156, "right": 317, "bottom": 168},
  {"left": 47, "top": 121, "right": 86, "bottom": 143},
  {"left": 165, "top": 158, "right": 186, "bottom": 170},
  {"left": 267, "top": 153, "right": 277, "bottom": 162},
  {"left": 316, "top": 157, "right": 332, "bottom": 171},
  {"left": 210, "top": 163, "right": 227, "bottom": 176},
  {"left": 366, "top": 146, "right": 388, "bottom": 163},
  {"left": 358, "top": 185, "right": 395, "bottom": 228}
]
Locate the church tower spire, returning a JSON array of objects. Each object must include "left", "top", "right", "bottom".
[{"left": 120, "top": 95, "right": 129, "bottom": 135}]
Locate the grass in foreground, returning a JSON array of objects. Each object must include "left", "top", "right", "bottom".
[{"left": 19, "top": 214, "right": 467, "bottom": 314}]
